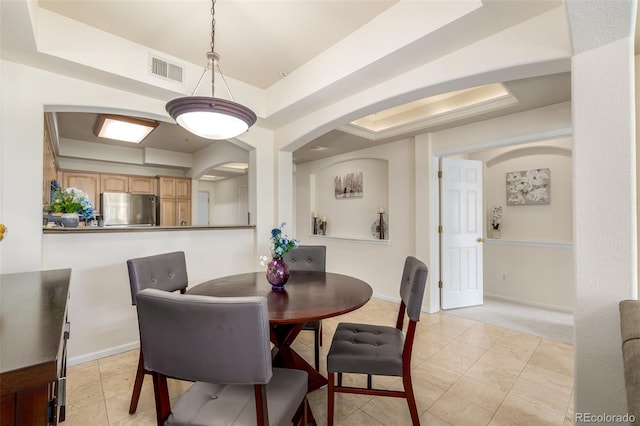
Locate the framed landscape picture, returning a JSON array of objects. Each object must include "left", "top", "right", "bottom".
[
  {"left": 506, "top": 168, "right": 550, "bottom": 205},
  {"left": 334, "top": 171, "right": 363, "bottom": 199}
]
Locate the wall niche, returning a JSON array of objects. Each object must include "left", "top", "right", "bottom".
[{"left": 311, "top": 158, "right": 388, "bottom": 239}]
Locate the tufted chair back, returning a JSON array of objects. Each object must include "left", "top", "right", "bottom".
[
  {"left": 127, "top": 251, "right": 189, "bottom": 305},
  {"left": 284, "top": 245, "right": 326, "bottom": 272},
  {"left": 399, "top": 256, "right": 429, "bottom": 322},
  {"left": 619, "top": 300, "right": 640, "bottom": 420}
]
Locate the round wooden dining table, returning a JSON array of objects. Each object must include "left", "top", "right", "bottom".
[{"left": 187, "top": 270, "right": 373, "bottom": 392}]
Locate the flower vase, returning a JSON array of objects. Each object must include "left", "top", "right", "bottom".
[
  {"left": 492, "top": 229, "right": 501, "bottom": 239},
  {"left": 266, "top": 257, "right": 289, "bottom": 291},
  {"left": 61, "top": 212, "right": 79, "bottom": 228}
]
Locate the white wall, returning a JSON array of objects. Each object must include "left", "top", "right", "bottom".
[
  {"left": 484, "top": 241, "right": 573, "bottom": 311},
  {"left": 478, "top": 140, "right": 573, "bottom": 242},
  {"left": 42, "top": 228, "right": 255, "bottom": 363},
  {"left": 468, "top": 138, "right": 575, "bottom": 310},
  {"left": 210, "top": 175, "right": 249, "bottom": 226}
]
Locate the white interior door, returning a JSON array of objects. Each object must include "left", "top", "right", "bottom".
[
  {"left": 197, "top": 191, "right": 209, "bottom": 225},
  {"left": 441, "top": 158, "right": 484, "bottom": 309}
]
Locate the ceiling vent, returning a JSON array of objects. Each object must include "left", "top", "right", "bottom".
[{"left": 149, "top": 55, "right": 183, "bottom": 84}]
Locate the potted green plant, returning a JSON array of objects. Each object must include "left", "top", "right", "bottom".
[{"left": 47, "top": 181, "right": 94, "bottom": 227}]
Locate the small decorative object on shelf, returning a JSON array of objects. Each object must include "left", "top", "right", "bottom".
[
  {"left": 46, "top": 180, "right": 94, "bottom": 228},
  {"left": 262, "top": 223, "right": 298, "bottom": 291},
  {"left": 320, "top": 216, "right": 327, "bottom": 235},
  {"left": 312, "top": 211, "right": 318, "bottom": 235},
  {"left": 491, "top": 206, "right": 502, "bottom": 239},
  {"left": 370, "top": 207, "right": 389, "bottom": 239}
]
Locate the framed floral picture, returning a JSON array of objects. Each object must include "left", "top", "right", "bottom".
[
  {"left": 506, "top": 168, "right": 550, "bottom": 205},
  {"left": 334, "top": 171, "right": 363, "bottom": 199}
]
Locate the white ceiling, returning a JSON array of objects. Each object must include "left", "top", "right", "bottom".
[{"left": 18, "top": 1, "right": 575, "bottom": 166}]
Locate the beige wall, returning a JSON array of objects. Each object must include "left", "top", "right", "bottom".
[{"left": 466, "top": 138, "right": 575, "bottom": 310}]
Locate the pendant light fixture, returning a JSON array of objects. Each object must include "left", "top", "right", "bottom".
[{"left": 166, "top": 0, "right": 256, "bottom": 140}]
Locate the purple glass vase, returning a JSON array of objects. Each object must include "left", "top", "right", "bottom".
[{"left": 266, "top": 257, "right": 289, "bottom": 291}]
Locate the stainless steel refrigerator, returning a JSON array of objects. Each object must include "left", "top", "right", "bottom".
[{"left": 101, "top": 192, "right": 158, "bottom": 226}]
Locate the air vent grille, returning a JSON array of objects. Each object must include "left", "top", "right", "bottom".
[{"left": 149, "top": 55, "right": 183, "bottom": 83}]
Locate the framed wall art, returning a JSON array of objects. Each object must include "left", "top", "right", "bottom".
[
  {"left": 334, "top": 171, "right": 363, "bottom": 199},
  {"left": 506, "top": 168, "right": 550, "bottom": 205}
]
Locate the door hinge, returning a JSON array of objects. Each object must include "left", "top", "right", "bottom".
[
  {"left": 438, "top": 280, "right": 443, "bottom": 289},
  {"left": 438, "top": 225, "right": 443, "bottom": 233},
  {"left": 438, "top": 170, "right": 443, "bottom": 179}
]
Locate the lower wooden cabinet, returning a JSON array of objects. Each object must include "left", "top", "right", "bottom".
[
  {"left": 159, "top": 198, "right": 191, "bottom": 226},
  {"left": 176, "top": 199, "right": 191, "bottom": 226}
]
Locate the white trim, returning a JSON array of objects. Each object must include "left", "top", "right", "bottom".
[
  {"left": 308, "top": 234, "right": 390, "bottom": 245},
  {"left": 68, "top": 341, "right": 140, "bottom": 367},
  {"left": 484, "top": 292, "right": 575, "bottom": 314},
  {"left": 486, "top": 238, "right": 572, "bottom": 249}
]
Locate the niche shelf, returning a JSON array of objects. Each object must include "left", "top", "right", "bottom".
[{"left": 308, "top": 234, "right": 390, "bottom": 245}]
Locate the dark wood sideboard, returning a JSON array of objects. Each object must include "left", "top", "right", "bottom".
[{"left": 0, "top": 269, "right": 71, "bottom": 425}]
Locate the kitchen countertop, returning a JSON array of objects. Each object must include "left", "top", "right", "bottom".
[{"left": 43, "top": 225, "right": 255, "bottom": 234}]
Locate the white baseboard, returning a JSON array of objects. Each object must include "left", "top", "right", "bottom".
[
  {"left": 68, "top": 341, "right": 140, "bottom": 367},
  {"left": 484, "top": 292, "right": 574, "bottom": 314}
]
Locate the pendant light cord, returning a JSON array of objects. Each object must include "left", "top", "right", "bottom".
[
  {"left": 210, "top": 0, "right": 216, "bottom": 98},
  {"left": 189, "top": 0, "right": 236, "bottom": 101}
]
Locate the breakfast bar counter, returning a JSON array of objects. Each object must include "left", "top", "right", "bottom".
[{"left": 42, "top": 225, "right": 254, "bottom": 234}]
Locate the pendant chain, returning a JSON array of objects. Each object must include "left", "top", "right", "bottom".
[{"left": 210, "top": 0, "right": 216, "bottom": 53}]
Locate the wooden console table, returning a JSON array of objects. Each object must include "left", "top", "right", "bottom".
[{"left": 0, "top": 269, "right": 71, "bottom": 425}]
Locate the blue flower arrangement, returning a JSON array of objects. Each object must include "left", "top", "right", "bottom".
[
  {"left": 47, "top": 180, "right": 95, "bottom": 220},
  {"left": 269, "top": 223, "right": 298, "bottom": 259}
]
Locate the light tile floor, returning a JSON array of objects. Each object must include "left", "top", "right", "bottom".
[{"left": 65, "top": 298, "right": 574, "bottom": 425}]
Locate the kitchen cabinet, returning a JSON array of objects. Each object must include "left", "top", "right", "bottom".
[
  {"left": 100, "top": 174, "right": 128, "bottom": 193},
  {"left": 129, "top": 176, "right": 155, "bottom": 194},
  {"left": 60, "top": 171, "right": 100, "bottom": 214},
  {"left": 176, "top": 199, "right": 191, "bottom": 226},
  {"left": 157, "top": 177, "right": 192, "bottom": 226},
  {"left": 158, "top": 198, "right": 176, "bottom": 227},
  {"left": 42, "top": 114, "right": 58, "bottom": 206}
]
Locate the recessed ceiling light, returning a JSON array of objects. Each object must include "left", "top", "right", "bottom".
[
  {"left": 310, "top": 146, "right": 328, "bottom": 151},
  {"left": 94, "top": 114, "right": 158, "bottom": 143},
  {"left": 223, "top": 162, "right": 249, "bottom": 170}
]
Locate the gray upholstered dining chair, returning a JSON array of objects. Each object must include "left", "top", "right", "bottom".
[
  {"left": 126, "top": 251, "right": 189, "bottom": 415},
  {"left": 326, "top": 256, "right": 428, "bottom": 426},
  {"left": 284, "top": 245, "right": 326, "bottom": 371},
  {"left": 135, "top": 288, "right": 308, "bottom": 425},
  {"left": 619, "top": 300, "right": 640, "bottom": 421}
]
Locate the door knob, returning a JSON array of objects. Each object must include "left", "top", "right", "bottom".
[
  {"left": 0, "top": 224, "right": 6, "bottom": 241},
  {"left": 476, "top": 237, "right": 484, "bottom": 243}
]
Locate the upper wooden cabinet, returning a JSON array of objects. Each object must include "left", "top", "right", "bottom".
[
  {"left": 129, "top": 176, "right": 155, "bottom": 194},
  {"left": 101, "top": 174, "right": 129, "bottom": 193},
  {"left": 157, "top": 177, "right": 191, "bottom": 199},
  {"left": 60, "top": 171, "right": 100, "bottom": 213},
  {"left": 175, "top": 178, "right": 191, "bottom": 199},
  {"left": 43, "top": 113, "right": 58, "bottom": 206},
  {"left": 57, "top": 171, "right": 159, "bottom": 216},
  {"left": 158, "top": 177, "right": 176, "bottom": 198}
]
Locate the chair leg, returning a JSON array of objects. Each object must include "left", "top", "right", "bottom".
[
  {"left": 129, "top": 351, "right": 145, "bottom": 414},
  {"left": 313, "top": 327, "right": 320, "bottom": 371},
  {"left": 327, "top": 372, "right": 335, "bottom": 426},
  {"left": 151, "top": 372, "right": 171, "bottom": 425},
  {"left": 403, "top": 373, "right": 420, "bottom": 426}
]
